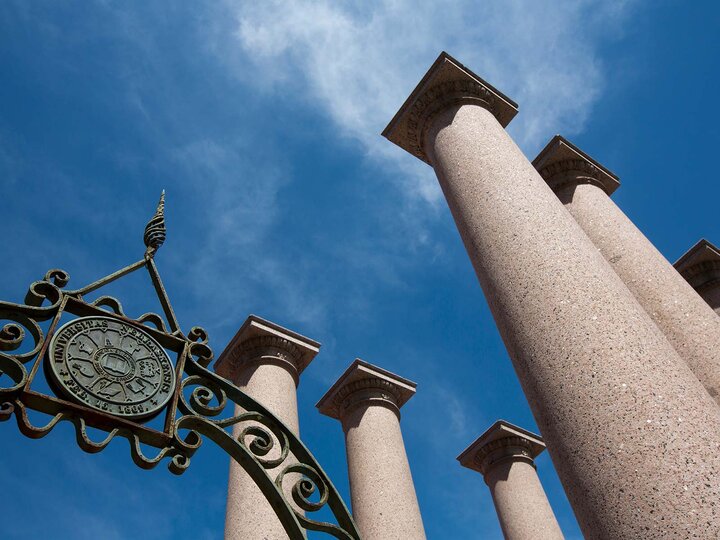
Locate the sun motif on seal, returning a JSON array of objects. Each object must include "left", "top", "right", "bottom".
[{"left": 48, "top": 316, "right": 176, "bottom": 420}]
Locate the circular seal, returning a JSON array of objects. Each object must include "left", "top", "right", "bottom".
[{"left": 48, "top": 316, "right": 175, "bottom": 420}]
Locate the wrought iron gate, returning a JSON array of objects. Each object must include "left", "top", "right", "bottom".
[{"left": 0, "top": 193, "right": 360, "bottom": 540}]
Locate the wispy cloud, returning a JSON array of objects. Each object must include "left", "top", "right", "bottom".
[
  {"left": 220, "top": 0, "right": 636, "bottom": 204},
  {"left": 11, "top": 0, "right": 637, "bottom": 337},
  {"left": 166, "top": 137, "right": 330, "bottom": 332},
  {"left": 0, "top": 0, "right": 638, "bottom": 340}
]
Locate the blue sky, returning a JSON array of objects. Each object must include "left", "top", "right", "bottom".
[{"left": 1, "top": 1, "right": 718, "bottom": 539}]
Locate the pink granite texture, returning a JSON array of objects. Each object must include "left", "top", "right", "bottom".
[
  {"left": 383, "top": 52, "right": 720, "bottom": 538},
  {"left": 458, "top": 420, "right": 564, "bottom": 540},
  {"left": 317, "top": 359, "right": 426, "bottom": 540},
  {"left": 215, "top": 315, "right": 320, "bottom": 540},
  {"left": 534, "top": 135, "right": 720, "bottom": 402}
]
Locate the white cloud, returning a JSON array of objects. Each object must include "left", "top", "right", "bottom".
[
  {"left": 42, "top": 0, "right": 638, "bottom": 337},
  {"left": 220, "top": 0, "right": 636, "bottom": 203},
  {"left": 167, "top": 139, "right": 328, "bottom": 332},
  {"left": 4, "top": 0, "right": 640, "bottom": 339}
]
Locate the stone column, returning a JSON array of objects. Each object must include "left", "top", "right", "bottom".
[
  {"left": 533, "top": 135, "right": 720, "bottom": 401},
  {"left": 316, "top": 359, "right": 426, "bottom": 540},
  {"left": 458, "top": 420, "right": 564, "bottom": 540},
  {"left": 214, "top": 315, "right": 320, "bottom": 540},
  {"left": 675, "top": 239, "right": 720, "bottom": 315},
  {"left": 382, "top": 52, "right": 720, "bottom": 538}
]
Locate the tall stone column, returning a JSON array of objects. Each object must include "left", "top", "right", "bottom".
[
  {"left": 533, "top": 135, "right": 720, "bottom": 401},
  {"left": 316, "top": 359, "right": 426, "bottom": 540},
  {"left": 214, "top": 315, "right": 320, "bottom": 540},
  {"left": 457, "top": 421, "right": 564, "bottom": 540},
  {"left": 382, "top": 52, "right": 720, "bottom": 538},
  {"left": 675, "top": 239, "right": 720, "bottom": 315}
]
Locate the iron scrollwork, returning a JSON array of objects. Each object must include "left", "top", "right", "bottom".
[{"left": 0, "top": 193, "right": 360, "bottom": 540}]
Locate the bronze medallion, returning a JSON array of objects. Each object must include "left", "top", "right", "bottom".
[{"left": 48, "top": 316, "right": 175, "bottom": 419}]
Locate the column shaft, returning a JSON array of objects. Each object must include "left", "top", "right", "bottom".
[
  {"left": 486, "top": 459, "right": 563, "bottom": 540},
  {"left": 552, "top": 180, "right": 720, "bottom": 400},
  {"left": 317, "top": 360, "right": 425, "bottom": 540},
  {"left": 342, "top": 402, "right": 425, "bottom": 540},
  {"left": 458, "top": 421, "right": 563, "bottom": 540},
  {"left": 424, "top": 102, "right": 720, "bottom": 538},
  {"left": 225, "top": 363, "right": 299, "bottom": 540},
  {"left": 215, "top": 316, "right": 319, "bottom": 540}
]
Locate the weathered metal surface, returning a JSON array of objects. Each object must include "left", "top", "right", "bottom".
[
  {"left": 48, "top": 316, "right": 175, "bottom": 419},
  {"left": 144, "top": 190, "right": 167, "bottom": 258},
  {"left": 0, "top": 193, "right": 361, "bottom": 540}
]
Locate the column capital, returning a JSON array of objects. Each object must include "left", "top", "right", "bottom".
[
  {"left": 382, "top": 51, "right": 518, "bottom": 165},
  {"left": 674, "top": 239, "right": 720, "bottom": 291},
  {"left": 316, "top": 359, "right": 416, "bottom": 421},
  {"left": 533, "top": 135, "right": 620, "bottom": 196},
  {"left": 457, "top": 420, "right": 546, "bottom": 478},
  {"left": 214, "top": 314, "right": 320, "bottom": 385}
]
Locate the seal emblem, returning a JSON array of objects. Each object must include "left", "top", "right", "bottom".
[{"left": 48, "top": 316, "right": 175, "bottom": 419}]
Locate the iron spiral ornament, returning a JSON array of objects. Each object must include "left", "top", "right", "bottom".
[
  {"left": 0, "top": 192, "right": 361, "bottom": 539},
  {"left": 144, "top": 191, "right": 166, "bottom": 258}
]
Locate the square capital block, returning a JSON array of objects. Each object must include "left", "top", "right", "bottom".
[
  {"left": 316, "top": 359, "right": 416, "bottom": 420},
  {"left": 382, "top": 51, "right": 518, "bottom": 164},
  {"left": 674, "top": 239, "right": 720, "bottom": 289},
  {"left": 457, "top": 420, "right": 545, "bottom": 475},
  {"left": 214, "top": 314, "right": 320, "bottom": 382},
  {"left": 533, "top": 135, "right": 620, "bottom": 196}
]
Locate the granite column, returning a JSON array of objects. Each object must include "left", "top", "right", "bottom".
[
  {"left": 317, "top": 359, "right": 426, "bottom": 540},
  {"left": 674, "top": 239, "right": 720, "bottom": 315},
  {"left": 382, "top": 52, "right": 720, "bottom": 538},
  {"left": 534, "top": 136, "right": 720, "bottom": 401},
  {"left": 458, "top": 421, "right": 563, "bottom": 540},
  {"left": 215, "top": 315, "right": 320, "bottom": 540}
]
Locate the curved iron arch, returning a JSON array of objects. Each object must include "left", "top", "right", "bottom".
[{"left": 0, "top": 194, "right": 361, "bottom": 540}]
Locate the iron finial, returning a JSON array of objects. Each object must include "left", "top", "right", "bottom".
[{"left": 144, "top": 190, "right": 166, "bottom": 258}]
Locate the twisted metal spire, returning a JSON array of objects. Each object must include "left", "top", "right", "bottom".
[{"left": 144, "top": 191, "right": 166, "bottom": 259}]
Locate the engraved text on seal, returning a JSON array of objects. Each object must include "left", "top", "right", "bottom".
[{"left": 48, "top": 316, "right": 175, "bottom": 419}]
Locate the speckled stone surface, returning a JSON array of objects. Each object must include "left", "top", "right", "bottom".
[
  {"left": 317, "top": 359, "right": 426, "bottom": 540},
  {"left": 674, "top": 239, "right": 720, "bottom": 315},
  {"left": 534, "top": 136, "right": 720, "bottom": 402},
  {"left": 215, "top": 315, "right": 320, "bottom": 540},
  {"left": 382, "top": 51, "right": 517, "bottom": 165},
  {"left": 383, "top": 53, "right": 720, "bottom": 539},
  {"left": 458, "top": 421, "right": 564, "bottom": 540}
]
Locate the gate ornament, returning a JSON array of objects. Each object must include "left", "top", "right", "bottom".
[
  {"left": 0, "top": 193, "right": 360, "bottom": 540},
  {"left": 48, "top": 315, "right": 176, "bottom": 419}
]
